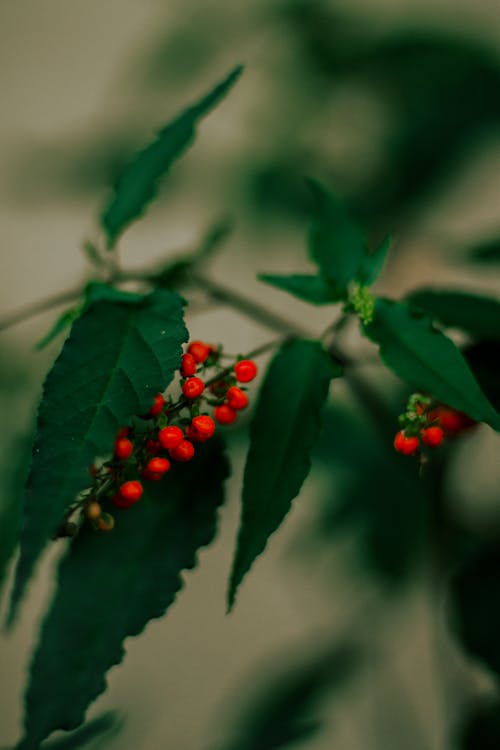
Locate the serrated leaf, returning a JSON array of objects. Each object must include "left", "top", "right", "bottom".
[
  {"left": 356, "top": 234, "right": 392, "bottom": 286},
  {"left": 307, "top": 179, "right": 366, "bottom": 290},
  {"left": 407, "top": 288, "right": 500, "bottom": 340},
  {"left": 228, "top": 339, "right": 341, "bottom": 609},
  {"left": 35, "top": 308, "right": 81, "bottom": 351},
  {"left": 16, "top": 439, "right": 228, "bottom": 750},
  {"left": 258, "top": 274, "right": 343, "bottom": 305},
  {"left": 8, "top": 288, "right": 187, "bottom": 625},
  {"left": 363, "top": 299, "right": 500, "bottom": 431},
  {"left": 100, "top": 66, "right": 243, "bottom": 248}
]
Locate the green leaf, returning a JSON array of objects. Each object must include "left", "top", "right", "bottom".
[
  {"left": 35, "top": 308, "right": 81, "bottom": 351},
  {"left": 407, "top": 288, "right": 500, "bottom": 340},
  {"left": 258, "top": 274, "right": 343, "bottom": 305},
  {"left": 228, "top": 339, "right": 341, "bottom": 609},
  {"left": 307, "top": 179, "right": 366, "bottom": 290},
  {"left": 100, "top": 66, "right": 243, "bottom": 248},
  {"left": 16, "top": 439, "right": 228, "bottom": 750},
  {"left": 217, "top": 642, "right": 358, "bottom": 750},
  {"left": 363, "top": 299, "right": 500, "bottom": 430},
  {"left": 8, "top": 288, "right": 187, "bottom": 625},
  {"left": 356, "top": 234, "right": 392, "bottom": 286},
  {"left": 41, "top": 711, "right": 122, "bottom": 750},
  {"left": 452, "top": 544, "right": 500, "bottom": 678}
]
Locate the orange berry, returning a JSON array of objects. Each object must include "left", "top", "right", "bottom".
[
  {"left": 187, "top": 341, "right": 211, "bottom": 364},
  {"left": 85, "top": 501, "right": 102, "bottom": 521},
  {"left": 115, "top": 438, "right": 133, "bottom": 460},
  {"left": 421, "top": 426, "right": 445, "bottom": 448},
  {"left": 234, "top": 359, "right": 258, "bottom": 383},
  {"left": 158, "top": 425, "right": 184, "bottom": 451},
  {"left": 149, "top": 393, "right": 165, "bottom": 417},
  {"left": 113, "top": 480, "right": 143, "bottom": 508},
  {"left": 180, "top": 353, "right": 197, "bottom": 377},
  {"left": 214, "top": 404, "right": 237, "bottom": 425},
  {"left": 226, "top": 386, "right": 248, "bottom": 410},
  {"left": 169, "top": 439, "right": 195, "bottom": 462},
  {"left": 393, "top": 430, "right": 420, "bottom": 456},
  {"left": 146, "top": 457, "right": 171, "bottom": 474},
  {"left": 189, "top": 415, "right": 216, "bottom": 442},
  {"left": 97, "top": 513, "right": 115, "bottom": 532},
  {"left": 182, "top": 377, "right": 205, "bottom": 399}
]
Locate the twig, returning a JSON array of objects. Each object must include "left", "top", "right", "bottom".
[{"left": 0, "top": 285, "right": 83, "bottom": 333}]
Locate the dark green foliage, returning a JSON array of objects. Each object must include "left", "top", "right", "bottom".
[
  {"left": 355, "top": 234, "right": 392, "bottom": 286},
  {"left": 8, "top": 287, "right": 187, "bottom": 624},
  {"left": 452, "top": 544, "right": 500, "bottom": 678},
  {"left": 307, "top": 180, "right": 366, "bottom": 290},
  {"left": 35, "top": 309, "right": 80, "bottom": 351},
  {"left": 257, "top": 274, "right": 343, "bottom": 305},
  {"left": 41, "top": 712, "right": 122, "bottom": 750},
  {"left": 100, "top": 66, "right": 242, "bottom": 248},
  {"left": 16, "top": 439, "right": 228, "bottom": 750},
  {"left": 459, "top": 700, "right": 500, "bottom": 750},
  {"left": 0, "top": 434, "right": 32, "bottom": 594},
  {"left": 464, "top": 340, "right": 500, "bottom": 411},
  {"left": 407, "top": 289, "right": 500, "bottom": 341},
  {"left": 363, "top": 299, "right": 500, "bottom": 430},
  {"left": 215, "top": 643, "right": 358, "bottom": 750},
  {"left": 228, "top": 339, "right": 342, "bottom": 609},
  {"left": 313, "top": 403, "right": 432, "bottom": 583}
]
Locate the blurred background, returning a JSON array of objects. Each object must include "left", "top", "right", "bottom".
[{"left": 2, "top": 0, "right": 500, "bottom": 748}]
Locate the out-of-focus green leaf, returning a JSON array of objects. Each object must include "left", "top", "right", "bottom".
[
  {"left": 257, "top": 274, "right": 343, "bottom": 305},
  {"left": 41, "top": 711, "right": 122, "bottom": 750},
  {"left": 356, "top": 234, "right": 392, "bottom": 286},
  {"left": 100, "top": 66, "right": 242, "bottom": 248},
  {"left": 307, "top": 179, "right": 366, "bottom": 291},
  {"left": 407, "top": 288, "right": 500, "bottom": 340},
  {"left": 464, "top": 340, "right": 500, "bottom": 411},
  {"left": 458, "top": 700, "right": 500, "bottom": 750},
  {"left": 228, "top": 339, "right": 341, "bottom": 609},
  {"left": 35, "top": 308, "right": 81, "bottom": 351},
  {"left": 215, "top": 643, "right": 358, "bottom": 750},
  {"left": 16, "top": 439, "right": 228, "bottom": 750},
  {"left": 363, "top": 299, "right": 500, "bottom": 431},
  {"left": 8, "top": 287, "right": 187, "bottom": 625},
  {"left": 452, "top": 544, "right": 500, "bottom": 678},
  {"left": 468, "top": 237, "right": 500, "bottom": 264}
]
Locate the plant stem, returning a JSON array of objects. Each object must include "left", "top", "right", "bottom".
[{"left": 0, "top": 285, "right": 83, "bottom": 333}]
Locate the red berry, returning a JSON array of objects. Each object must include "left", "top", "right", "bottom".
[
  {"left": 158, "top": 425, "right": 184, "bottom": 451},
  {"left": 226, "top": 386, "right": 249, "bottom": 410},
  {"left": 188, "top": 341, "right": 211, "bottom": 364},
  {"left": 214, "top": 404, "right": 237, "bottom": 425},
  {"left": 142, "top": 469, "right": 163, "bottom": 481},
  {"left": 421, "top": 426, "right": 445, "bottom": 448},
  {"left": 149, "top": 393, "right": 165, "bottom": 417},
  {"left": 169, "top": 439, "right": 195, "bottom": 462},
  {"left": 113, "top": 480, "right": 143, "bottom": 508},
  {"left": 115, "top": 438, "right": 133, "bottom": 460},
  {"left": 180, "top": 353, "right": 197, "bottom": 377},
  {"left": 146, "top": 457, "right": 171, "bottom": 474},
  {"left": 234, "top": 359, "right": 258, "bottom": 383},
  {"left": 189, "top": 415, "right": 216, "bottom": 442},
  {"left": 116, "top": 426, "right": 130, "bottom": 439},
  {"left": 429, "top": 406, "right": 475, "bottom": 434},
  {"left": 146, "top": 439, "right": 162, "bottom": 454},
  {"left": 182, "top": 377, "right": 205, "bottom": 399},
  {"left": 393, "top": 430, "right": 420, "bottom": 456}
]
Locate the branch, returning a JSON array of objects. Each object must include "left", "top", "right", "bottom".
[{"left": 0, "top": 285, "right": 83, "bottom": 333}]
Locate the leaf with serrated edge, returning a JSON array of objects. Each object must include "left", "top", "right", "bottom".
[
  {"left": 8, "top": 287, "right": 187, "bottom": 625},
  {"left": 307, "top": 179, "right": 366, "bottom": 290},
  {"left": 258, "top": 274, "right": 343, "bottom": 305},
  {"left": 364, "top": 298, "right": 500, "bottom": 430},
  {"left": 228, "top": 339, "right": 341, "bottom": 609},
  {"left": 15, "top": 439, "right": 228, "bottom": 750},
  {"left": 407, "top": 288, "right": 500, "bottom": 341},
  {"left": 100, "top": 66, "right": 243, "bottom": 248}
]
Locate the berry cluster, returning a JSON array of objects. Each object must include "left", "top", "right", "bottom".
[
  {"left": 68, "top": 341, "right": 258, "bottom": 534},
  {"left": 393, "top": 393, "right": 476, "bottom": 457}
]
